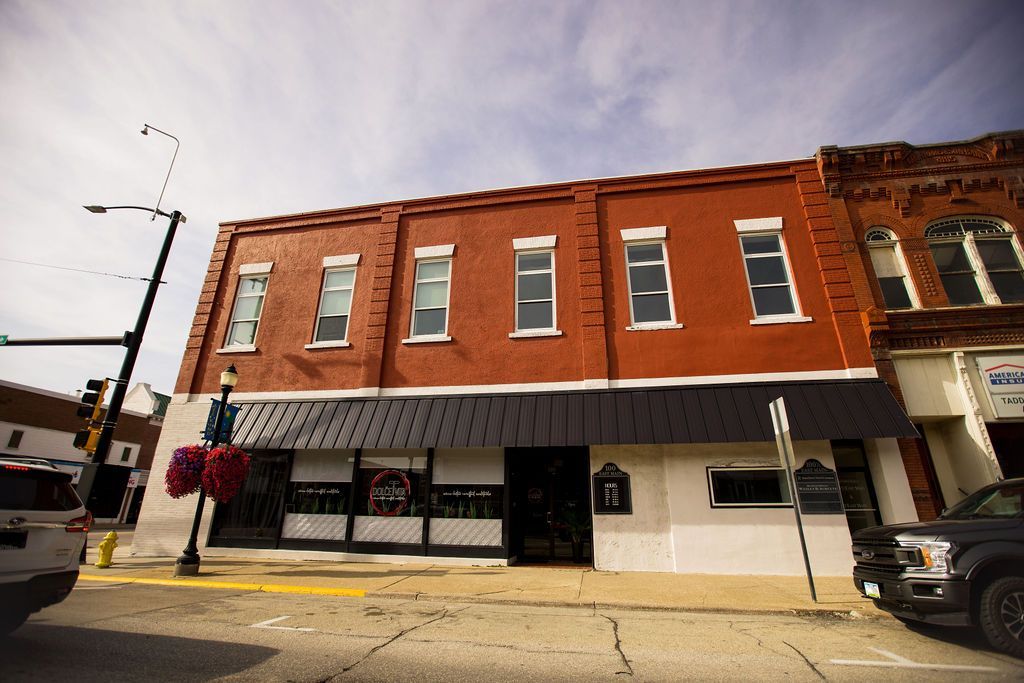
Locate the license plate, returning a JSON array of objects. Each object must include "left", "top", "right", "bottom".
[
  {"left": 0, "top": 531, "right": 27, "bottom": 550},
  {"left": 864, "top": 581, "right": 881, "bottom": 599}
]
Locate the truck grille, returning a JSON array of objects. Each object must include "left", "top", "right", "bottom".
[{"left": 852, "top": 538, "right": 920, "bottom": 574}]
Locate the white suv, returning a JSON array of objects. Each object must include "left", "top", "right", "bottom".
[{"left": 0, "top": 458, "right": 91, "bottom": 635}]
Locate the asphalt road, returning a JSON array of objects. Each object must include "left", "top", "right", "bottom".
[{"left": 2, "top": 581, "right": 1022, "bottom": 682}]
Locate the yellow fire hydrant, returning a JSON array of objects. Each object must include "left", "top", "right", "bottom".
[{"left": 94, "top": 531, "right": 118, "bottom": 569}]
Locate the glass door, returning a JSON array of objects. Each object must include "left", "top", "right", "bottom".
[
  {"left": 832, "top": 441, "right": 882, "bottom": 533},
  {"left": 509, "top": 448, "right": 591, "bottom": 564}
]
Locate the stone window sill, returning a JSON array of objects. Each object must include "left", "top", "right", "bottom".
[
  {"left": 508, "top": 329, "right": 563, "bottom": 338},
  {"left": 749, "top": 315, "right": 813, "bottom": 326},
  {"left": 626, "top": 323, "right": 684, "bottom": 331},
  {"left": 304, "top": 340, "right": 351, "bottom": 349},
  {"left": 401, "top": 335, "right": 453, "bottom": 345},
  {"left": 216, "top": 345, "right": 257, "bottom": 354}
]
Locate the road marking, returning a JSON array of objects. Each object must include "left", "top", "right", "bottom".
[
  {"left": 78, "top": 574, "right": 365, "bottom": 598},
  {"left": 830, "top": 647, "right": 999, "bottom": 672},
  {"left": 251, "top": 616, "right": 316, "bottom": 632}
]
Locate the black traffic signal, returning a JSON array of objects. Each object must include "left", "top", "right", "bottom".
[
  {"left": 73, "top": 427, "right": 101, "bottom": 453},
  {"left": 74, "top": 378, "right": 108, "bottom": 454},
  {"left": 76, "top": 379, "right": 108, "bottom": 421}
]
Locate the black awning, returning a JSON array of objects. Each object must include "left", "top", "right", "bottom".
[{"left": 228, "top": 379, "right": 917, "bottom": 451}]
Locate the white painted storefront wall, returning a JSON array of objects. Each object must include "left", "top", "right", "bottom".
[{"left": 590, "top": 442, "right": 911, "bottom": 577}]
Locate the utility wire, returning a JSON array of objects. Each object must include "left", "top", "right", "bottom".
[{"left": 0, "top": 257, "right": 154, "bottom": 282}]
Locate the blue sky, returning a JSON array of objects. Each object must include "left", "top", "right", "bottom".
[{"left": 0, "top": 0, "right": 1021, "bottom": 397}]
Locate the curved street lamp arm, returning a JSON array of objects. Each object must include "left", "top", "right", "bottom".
[{"left": 142, "top": 124, "right": 180, "bottom": 222}]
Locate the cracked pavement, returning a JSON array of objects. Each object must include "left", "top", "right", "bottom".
[{"left": 3, "top": 582, "right": 1023, "bottom": 681}]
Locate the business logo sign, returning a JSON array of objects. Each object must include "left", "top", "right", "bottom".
[
  {"left": 369, "top": 469, "right": 411, "bottom": 516},
  {"left": 977, "top": 355, "right": 1024, "bottom": 419}
]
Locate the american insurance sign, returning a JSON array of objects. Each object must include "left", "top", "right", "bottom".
[{"left": 977, "top": 355, "right": 1024, "bottom": 419}]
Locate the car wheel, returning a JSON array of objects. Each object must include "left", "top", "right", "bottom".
[
  {"left": 0, "top": 608, "right": 30, "bottom": 637},
  {"left": 978, "top": 576, "right": 1024, "bottom": 658}
]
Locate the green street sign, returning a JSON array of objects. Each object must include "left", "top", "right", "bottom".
[{"left": 0, "top": 335, "right": 7, "bottom": 345}]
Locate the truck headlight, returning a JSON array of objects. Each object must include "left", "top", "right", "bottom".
[{"left": 902, "top": 542, "right": 954, "bottom": 573}]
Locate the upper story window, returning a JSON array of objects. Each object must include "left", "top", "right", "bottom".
[
  {"left": 314, "top": 269, "right": 356, "bottom": 343},
  {"left": 307, "top": 254, "right": 360, "bottom": 349},
  {"left": 926, "top": 217, "right": 1024, "bottom": 306},
  {"left": 405, "top": 244, "right": 455, "bottom": 343},
  {"left": 515, "top": 251, "right": 556, "bottom": 332},
  {"left": 621, "top": 226, "right": 679, "bottom": 330},
  {"left": 865, "top": 228, "right": 916, "bottom": 310},
  {"left": 224, "top": 262, "right": 273, "bottom": 349},
  {"left": 734, "top": 218, "right": 809, "bottom": 325}
]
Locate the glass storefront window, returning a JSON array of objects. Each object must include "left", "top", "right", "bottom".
[
  {"left": 430, "top": 448, "right": 504, "bottom": 547},
  {"left": 352, "top": 450, "right": 427, "bottom": 545},
  {"left": 281, "top": 450, "right": 353, "bottom": 541}
]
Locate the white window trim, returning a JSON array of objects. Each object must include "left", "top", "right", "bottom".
[
  {"left": 402, "top": 334, "right": 452, "bottom": 344},
  {"left": 866, "top": 237, "right": 921, "bottom": 310},
  {"left": 239, "top": 262, "right": 274, "bottom": 276},
  {"left": 737, "top": 228, "right": 807, "bottom": 324},
  {"left": 733, "top": 217, "right": 782, "bottom": 234},
  {"left": 624, "top": 240, "right": 679, "bottom": 328},
  {"left": 222, "top": 274, "right": 269, "bottom": 350},
  {"left": 513, "top": 249, "right": 559, "bottom": 335},
  {"left": 414, "top": 244, "right": 455, "bottom": 259},
  {"left": 323, "top": 254, "right": 360, "bottom": 268},
  {"left": 304, "top": 340, "right": 351, "bottom": 350},
  {"left": 217, "top": 344, "right": 257, "bottom": 354},
  {"left": 621, "top": 226, "right": 667, "bottom": 242},
  {"left": 926, "top": 219, "right": 1024, "bottom": 306},
  {"left": 512, "top": 235, "right": 557, "bottom": 251},
  {"left": 707, "top": 466, "right": 793, "bottom": 508},
  {"left": 508, "top": 329, "right": 564, "bottom": 339},
  {"left": 405, "top": 257, "right": 453, "bottom": 343},
  {"left": 311, "top": 267, "right": 357, "bottom": 346}
]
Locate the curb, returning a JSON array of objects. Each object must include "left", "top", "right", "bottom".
[
  {"left": 78, "top": 574, "right": 365, "bottom": 598},
  {"left": 78, "top": 574, "right": 877, "bottom": 620}
]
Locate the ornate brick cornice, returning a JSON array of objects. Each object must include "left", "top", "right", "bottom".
[
  {"left": 817, "top": 130, "right": 1024, "bottom": 201},
  {"left": 868, "top": 305, "right": 1024, "bottom": 353}
]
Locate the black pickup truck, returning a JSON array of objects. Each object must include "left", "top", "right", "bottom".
[{"left": 851, "top": 477, "right": 1024, "bottom": 657}]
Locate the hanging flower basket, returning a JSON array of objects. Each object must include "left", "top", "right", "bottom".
[
  {"left": 202, "top": 445, "right": 251, "bottom": 503},
  {"left": 165, "top": 445, "right": 209, "bottom": 498}
]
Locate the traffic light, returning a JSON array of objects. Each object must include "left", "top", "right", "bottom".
[
  {"left": 74, "top": 379, "right": 108, "bottom": 454},
  {"left": 76, "top": 379, "right": 108, "bottom": 421},
  {"left": 73, "top": 426, "right": 101, "bottom": 453}
]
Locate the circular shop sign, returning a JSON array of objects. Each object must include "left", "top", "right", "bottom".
[{"left": 369, "top": 469, "right": 411, "bottom": 516}]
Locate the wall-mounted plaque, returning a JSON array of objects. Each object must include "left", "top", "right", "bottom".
[
  {"left": 793, "top": 459, "right": 845, "bottom": 515},
  {"left": 592, "top": 463, "right": 632, "bottom": 515}
]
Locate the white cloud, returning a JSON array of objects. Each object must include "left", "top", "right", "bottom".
[{"left": 0, "top": 0, "right": 1020, "bottom": 396}]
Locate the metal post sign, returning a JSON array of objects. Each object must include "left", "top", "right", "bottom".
[
  {"left": 769, "top": 396, "right": 817, "bottom": 603},
  {"left": 203, "top": 399, "right": 239, "bottom": 442}
]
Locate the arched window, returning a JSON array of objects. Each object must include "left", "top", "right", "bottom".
[
  {"left": 864, "top": 227, "right": 915, "bottom": 309},
  {"left": 925, "top": 216, "right": 1024, "bottom": 305}
]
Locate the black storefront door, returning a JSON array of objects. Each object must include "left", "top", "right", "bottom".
[{"left": 509, "top": 447, "right": 592, "bottom": 565}]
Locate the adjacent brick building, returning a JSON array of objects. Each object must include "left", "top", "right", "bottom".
[{"left": 817, "top": 130, "right": 1024, "bottom": 519}]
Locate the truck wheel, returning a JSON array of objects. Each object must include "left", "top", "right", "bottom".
[
  {"left": 0, "top": 608, "right": 29, "bottom": 637},
  {"left": 978, "top": 576, "right": 1024, "bottom": 658}
]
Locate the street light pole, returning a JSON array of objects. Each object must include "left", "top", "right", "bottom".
[
  {"left": 75, "top": 124, "right": 184, "bottom": 505},
  {"left": 175, "top": 365, "right": 238, "bottom": 577},
  {"left": 89, "top": 207, "right": 185, "bottom": 469}
]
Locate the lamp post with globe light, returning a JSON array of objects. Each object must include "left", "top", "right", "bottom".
[{"left": 174, "top": 365, "right": 239, "bottom": 577}]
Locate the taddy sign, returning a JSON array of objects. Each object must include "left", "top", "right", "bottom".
[{"left": 369, "top": 470, "right": 411, "bottom": 516}]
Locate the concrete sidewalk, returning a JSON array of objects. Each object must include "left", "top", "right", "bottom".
[{"left": 80, "top": 547, "right": 878, "bottom": 619}]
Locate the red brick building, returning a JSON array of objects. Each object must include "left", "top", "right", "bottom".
[
  {"left": 135, "top": 151, "right": 928, "bottom": 575},
  {"left": 818, "top": 130, "right": 1024, "bottom": 519}
]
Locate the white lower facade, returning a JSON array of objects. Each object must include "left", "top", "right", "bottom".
[{"left": 134, "top": 398, "right": 918, "bottom": 577}]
